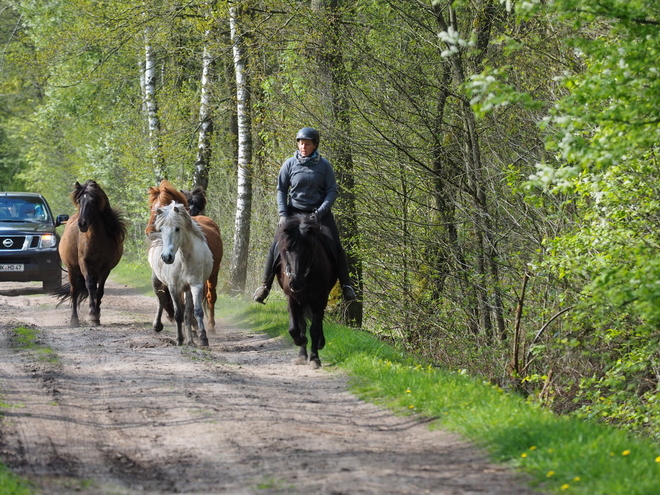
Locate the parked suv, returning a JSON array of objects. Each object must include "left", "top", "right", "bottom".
[{"left": 0, "top": 192, "right": 69, "bottom": 292}]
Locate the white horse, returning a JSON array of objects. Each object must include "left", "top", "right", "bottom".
[{"left": 148, "top": 202, "right": 213, "bottom": 346}]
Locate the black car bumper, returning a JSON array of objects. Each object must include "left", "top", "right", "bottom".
[{"left": 0, "top": 248, "right": 62, "bottom": 282}]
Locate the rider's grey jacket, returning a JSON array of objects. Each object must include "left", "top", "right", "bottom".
[{"left": 277, "top": 151, "right": 338, "bottom": 220}]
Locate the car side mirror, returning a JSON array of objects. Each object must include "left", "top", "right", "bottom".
[{"left": 56, "top": 214, "right": 69, "bottom": 227}]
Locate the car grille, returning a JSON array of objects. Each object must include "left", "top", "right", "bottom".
[{"left": 0, "top": 236, "right": 27, "bottom": 250}]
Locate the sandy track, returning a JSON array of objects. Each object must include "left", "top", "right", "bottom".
[{"left": 0, "top": 281, "right": 537, "bottom": 494}]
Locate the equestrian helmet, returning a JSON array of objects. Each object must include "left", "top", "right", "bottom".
[{"left": 296, "top": 127, "right": 320, "bottom": 146}]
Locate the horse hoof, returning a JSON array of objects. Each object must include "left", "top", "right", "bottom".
[
  {"left": 199, "top": 338, "right": 209, "bottom": 347},
  {"left": 69, "top": 318, "right": 79, "bottom": 327},
  {"left": 309, "top": 359, "right": 322, "bottom": 369},
  {"left": 154, "top": 322, "right": 164, "bottom": 333},
  {"left": 293, "top": 356, "right": 307, "bottom": 366}
]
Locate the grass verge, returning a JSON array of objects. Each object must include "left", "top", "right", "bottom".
[{"left": 215, "top": 294, "right": 660, "bottom": 495}]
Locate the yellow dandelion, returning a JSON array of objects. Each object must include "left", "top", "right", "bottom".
[
  {"left": 409, "top": 405, "right": 414, "bottom": 409},
  {"left": 573, "top": 477, "right": 580, "bottom": 482},
  {"left": 560, "top": 484, "right": 570, "bottom": 491},
  {"left": 547, "top": 471, "right": 555, "bottom": 477},
  {"left": 521, "top": 453, "right": 527, "bottom": 458},
  {"left": 406, "top": 389, "right": 411, "bottom": 394},
  {"left": 622, "top": 450, "right": 631, "bottom": 456},
  {"left": 655, "top": 456, "right": 660, "bottom": 463},
  {"left": 529, "top": 446, "right": 537, "bottom": 450}
]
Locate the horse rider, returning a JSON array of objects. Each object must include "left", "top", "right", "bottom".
[{"left": 253, "top": 127, "right": 357, "bottom": 304}]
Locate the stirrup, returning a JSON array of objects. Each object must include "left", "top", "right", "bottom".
[
  {"left": 341, "top": 285, "right": 357, "bottom": 302},
  {"left": 253, "top": 285, "right": 270, "bottom": 304}
]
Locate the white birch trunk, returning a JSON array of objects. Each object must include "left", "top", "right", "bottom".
[
  {"left": 144, "top": 29, "right": 165, "bottom": 182},
  {"left": 228, "top": 3, "right": 253, "bottom": 294},
  {"left": 193, "top": 41, "right": 214, "bottom": 189}
]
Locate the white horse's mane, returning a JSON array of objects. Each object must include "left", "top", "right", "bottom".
[{"left": 154, "top": 202, "right": 206, "bottom": 242}]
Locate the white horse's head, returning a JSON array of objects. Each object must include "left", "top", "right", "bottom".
[{"left": 154, "top": 202, "right": 194, "bottom": 264}]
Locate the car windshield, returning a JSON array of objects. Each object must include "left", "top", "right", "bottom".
[{"left": 0, "top": 198, "right": 50, "bottom": 223}]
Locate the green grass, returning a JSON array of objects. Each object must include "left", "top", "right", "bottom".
[
  {"left": 0, "top": 465, "right": 31, "bottom": 495},
  {"left": 12, "top": 326, "right": 58, "bottom": 364},
  {"left": 111, "top": 258, "right": 154, "bottom": 295},
  {"left": 215, "top": 295, "right": 660, "bottom": 495}
]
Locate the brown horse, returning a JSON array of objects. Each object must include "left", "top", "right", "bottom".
[
  {"left": 276, "top": 214, "right": 337, "bottom": 369},
  {"left": 55, "top": 180, "right": 127, "bottom": 326},
  {"left": 146, "top": 180, "right": 223, "bottom": 331}
]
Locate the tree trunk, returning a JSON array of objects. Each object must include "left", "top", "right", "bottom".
[
  {"left": 193, "top": 40, "right": 214, "bottom": 190},
  {"left": 143, "top": 29, "right": 165, "bottom": 183},
  {"left": 228, "top": 2, "right": 253, "bottom": 295},
  {"left": 311, "top": 0, "right": 363, "bottom": 327},
  {"left": 433, "top": 1, "right": 505, "bottom": 338}
]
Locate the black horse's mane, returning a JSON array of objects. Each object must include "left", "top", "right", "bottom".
[
  {"left": 73, "top": 180, "right": 127, "bottom": 244},
  {"left": 276, "top": 214, "right": 320, "bottom": 252}
]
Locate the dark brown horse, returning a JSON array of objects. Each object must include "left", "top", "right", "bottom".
[
  {"left": 55, "top": 180, "right": 127, "bottom": 326},
  {"left": 276, "top": 214, "right": 338, "bottom": 369},
  {"left": 146, "top": 180, "right": 223, "bottom": 331}
]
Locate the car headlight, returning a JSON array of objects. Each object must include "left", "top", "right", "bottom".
[{"left": 40, "top": 234, "right": 57, "bottom": 248}]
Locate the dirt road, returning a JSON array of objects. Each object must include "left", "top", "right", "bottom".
[{"left": 0, "top": 280, "right": 537, "bottom": 494}]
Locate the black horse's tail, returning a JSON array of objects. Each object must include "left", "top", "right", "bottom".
[{"left": 52, "top": 282, "right": 89, "bottom": 307}]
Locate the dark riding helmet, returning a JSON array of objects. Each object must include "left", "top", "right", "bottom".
[{"left": 295, "top": 127, "right": 320, "bottom": 146}]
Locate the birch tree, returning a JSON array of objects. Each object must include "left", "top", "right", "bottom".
[
  {"left": 193, "top": 7, "right": 215, "bottom": 190},
  {"left": 228, "top": 1, "right": 253, "bottom": 294},
  {"left": 143, "top": 28, "right": 165, "bottom": 183}
]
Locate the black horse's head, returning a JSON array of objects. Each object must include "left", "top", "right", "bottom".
[
  {"left": 71, "top": 180, "right": 109, "bottom": 233},
  {"left": 276, "top": 215, "right": 321, "bottom": 293},
  {"left": 181, "top": 186, "right": 206, "bottom": 216}
]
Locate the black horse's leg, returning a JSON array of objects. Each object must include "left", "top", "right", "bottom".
[
  {"left": 288, "top": 298, "right": 308, "bottom": 365},
  {"left": 308, "top": 310, "right": 324, "bottom": 369},
  {"left": 171, "top": 290, "right": 185, "bottom": 346},
  {"left": 85, "top": 274, "right": 100, "bottom": 325},
  {"left": 95, "top": 273, "right": 109, "bottom": 325},
  {"left": 190, "top": 284, "right": 208, "bottom": 347},
  {"left": 151, "top": 272, "right": 167, "bottom": 332},
  {"left": 288, "top": 299, "right": 307, "bottom": 346},
  {"left": 69, "top": 273, "right": 83, "bottom": 327}
]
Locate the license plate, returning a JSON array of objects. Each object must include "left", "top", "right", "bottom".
[{"left": 0, "top": 264, "right": 24, "bottom": 272}]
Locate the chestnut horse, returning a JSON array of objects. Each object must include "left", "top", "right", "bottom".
[
  {"left": 146, "top": 180, "right": 222, "bottom": 331},
  {"left": 276, "top": 214, "right": 337, "bottom": 369},
  {"left": 55, "top": 180, "right": 127, "bottom": 326}
]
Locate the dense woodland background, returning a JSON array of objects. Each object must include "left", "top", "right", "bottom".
[{"left": 2, "top": 0, "right": 660, "bottom": 441}]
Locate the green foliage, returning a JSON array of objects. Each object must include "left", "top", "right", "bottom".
[{"left": 516, "top": 0, "right": 660, "bottom": 438}]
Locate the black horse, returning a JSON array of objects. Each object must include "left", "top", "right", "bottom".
[
  {"left": 276, "top": 214, "right": 337, "bottom": 369},
  {"left": 180, "top": 186, "right": 206, "bottom": 216}
]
